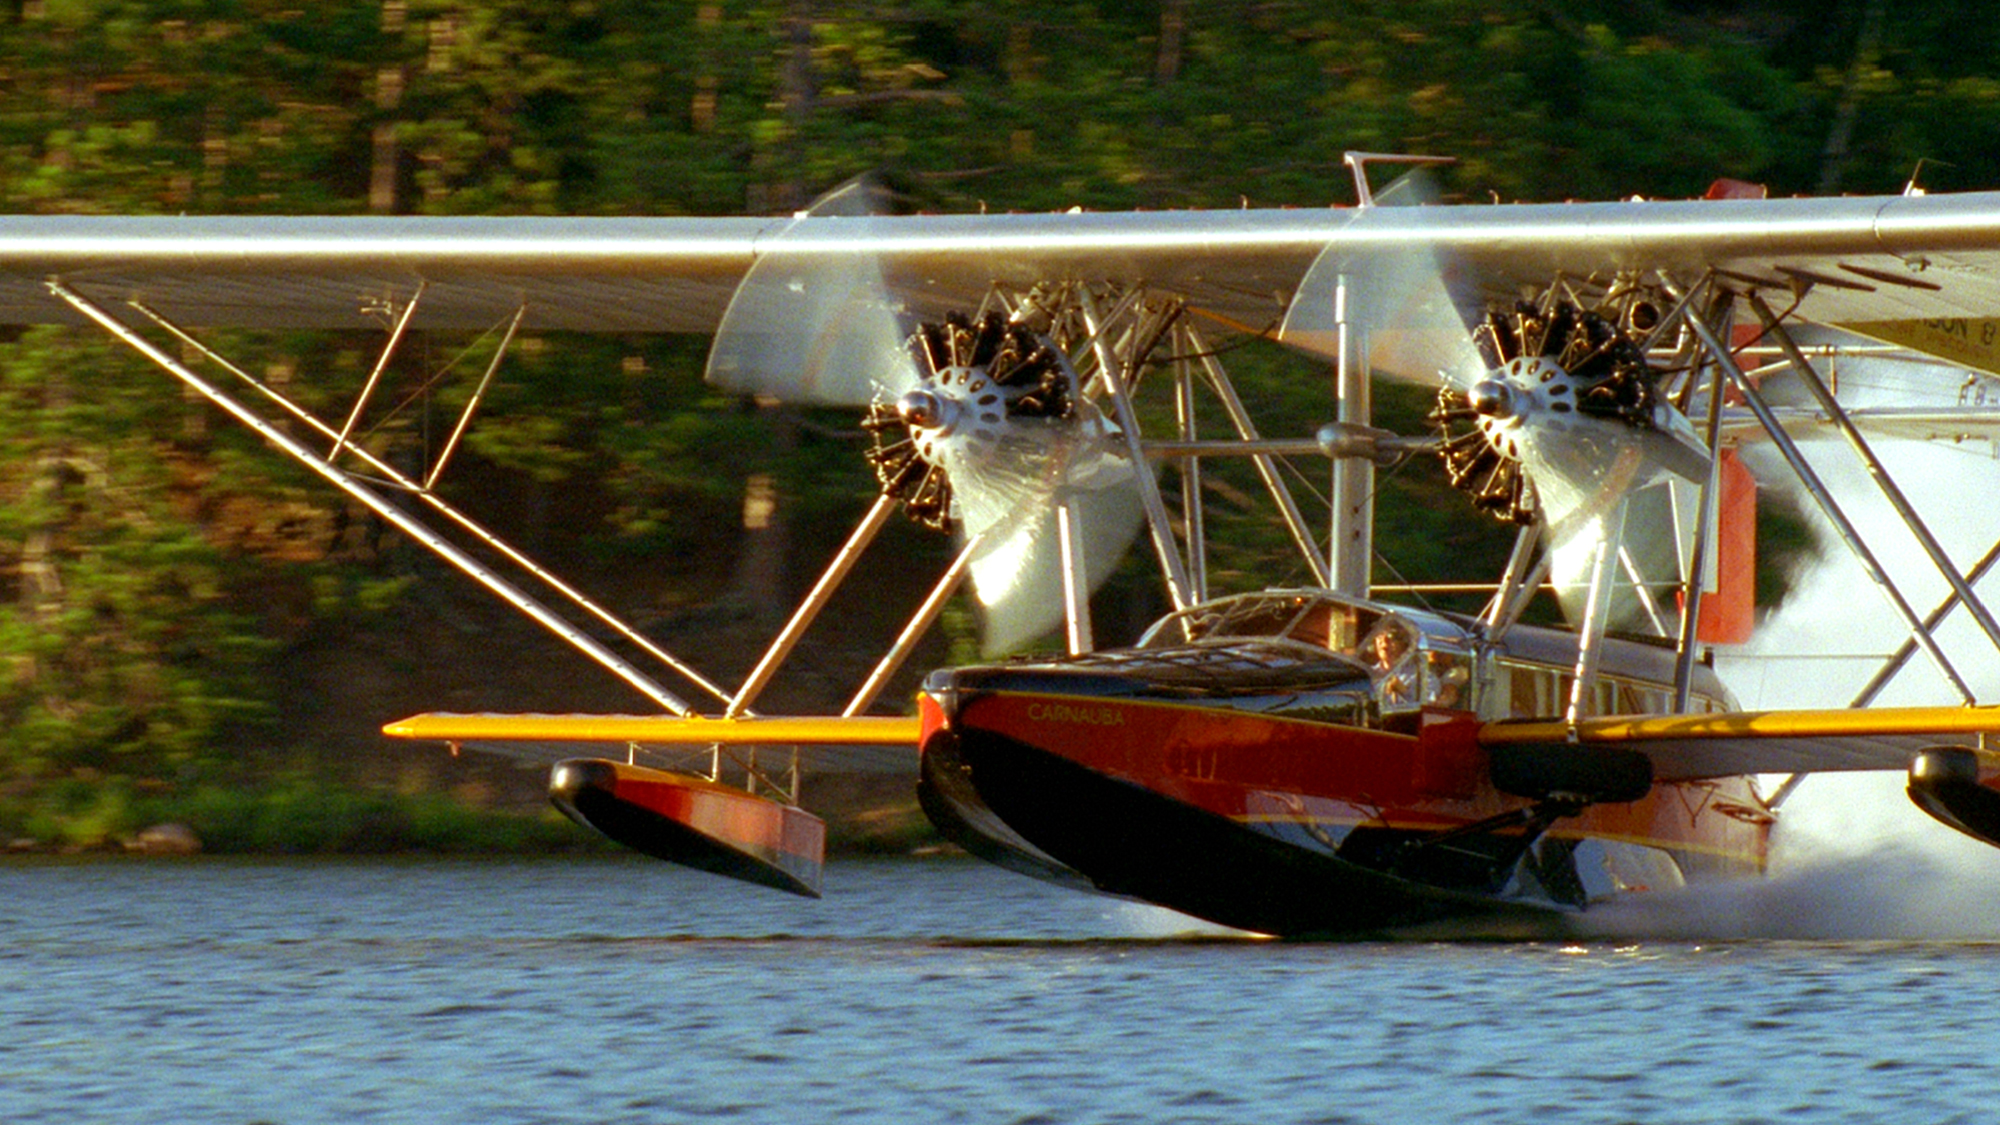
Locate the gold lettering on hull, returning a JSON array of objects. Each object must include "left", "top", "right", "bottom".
[{"left": 1025, "top": 701, "right": 1126, "bottom": 727}]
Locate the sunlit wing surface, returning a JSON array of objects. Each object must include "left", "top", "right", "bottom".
[
  {"left": 0, "top": 215, "right": 773, "bottom": 331},
  {"left": 5, "top": 192, "right": 2000, "bottom": 347},
  {"left": 1480, "top": 705, "right": 2000, "bottom": 781},
  {"left": 381, "top": 712, "right": 920, "bottom": 771}
]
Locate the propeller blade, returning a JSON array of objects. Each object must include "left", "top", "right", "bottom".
[
  {"left": 705, "top": 180, "right": 920, "bottom": 406},
  {"left": 932, "top": 408, "right": 1143, "bottom": 655},
  {"left": 1536, "top": 444, "right": 1704, "bottom": 633},
  {"left": 967, "top": 449, "right": 1146, "bottom": 657},
  {"left": 1277, "top": 169, "right": 1488, "bottom": 392},
  {"left": 1285, "top": 168, "right": 1722, "bottom": 637},
  {"left": 1535, "top": 432, "right": 1649, "bottom": 627},
  {"left": 1461, "top": 288, "right": 1715, "bottom": 632},
  {"left": 709, "top": 177, "right": 1153, "bottom": 655}
]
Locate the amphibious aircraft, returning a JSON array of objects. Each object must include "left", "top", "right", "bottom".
[{"left": 9, "top": 154, "right": 2000, "bottom": 935}]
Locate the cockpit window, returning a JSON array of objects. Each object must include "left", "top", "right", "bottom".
[
  {"left": 1138, "top": 593, "right": 1366, "bottom": 650},
  {"left": 1140, "top": 594, "right": 1311, "bottom": 647},
  {"left": 1134, "top": 592, "right": 1476, "bottom": 717}
]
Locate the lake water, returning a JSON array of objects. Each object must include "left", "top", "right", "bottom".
[{"left": 6, "top": 855, "right": 2000, "bottom": 1124}]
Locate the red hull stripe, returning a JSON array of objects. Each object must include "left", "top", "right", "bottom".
[
  {"left": 948, "top": 690, "right": 1768, "bottom": 867},
  {"left": 606, "top": 768, "right": 825, "bottom": 867}
]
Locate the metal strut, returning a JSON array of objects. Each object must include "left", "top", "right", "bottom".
[
  {"left": 1057, "top": 497, "right": 1095, "bottom": 655},
  {"left": 331, "top": 283, "right": 424, "bottom": 464},
  {"left": 1749, "top": 294, "right": 2000, "bottom": 666},
  {"left": 1853, "top": 535, "right": 2000, "bottom": 707},
  {"left": 51, "top": 281, "right": 698, "bottom": 715},
  {"left": 842, "top": 534, "right": 980, "bottom": 718},
  {"left": 1331, "top": 273, "right": 1372, "bottom": 596},
  {"left": 1683, "top": 309, "right": 1976, "bottom": 703},
  {"left": 1566, "top": 502, "right": 1628, "bottom": 731},
  {"left": 1184, "top": 320, "right": 1334, "bottom": 589},
  {"left": 1673, "top": 350, "right": 1731, "bottom": 712},
  {"left": 726, "top": 494, "right": 898, "bottom": 718},
  {"left": 123, "top": 299, "right": 737, "bottom": 710},
  {"left": 1078, "top": 286, "right": 1195, "bottom": 611},
  {"left": 426, "top": 305, "right": 522, "bottom": 491},
  {"left": 1173, "top": 321, "right": 1208, "bottom": 603}
]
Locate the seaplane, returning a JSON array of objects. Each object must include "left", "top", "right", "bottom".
[{"left": 10, "top": 155, "right": 2000, "bottom": 936}]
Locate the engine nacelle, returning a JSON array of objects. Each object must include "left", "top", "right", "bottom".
[{"left": 1907, "top": 747, "right": 2000, "bottom": 848}]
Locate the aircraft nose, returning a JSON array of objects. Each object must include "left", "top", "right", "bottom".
[{"left": 1468, "top": 378, "right": 1514, "bottom": 418}]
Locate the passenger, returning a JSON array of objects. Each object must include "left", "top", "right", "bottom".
[{"left": 1425, "top": 651, "right": 1469, "bottom": 709}]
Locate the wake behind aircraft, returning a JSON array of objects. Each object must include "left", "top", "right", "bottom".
[{"left": 11, "top": 155, "right": 2000, "bottom": 935}]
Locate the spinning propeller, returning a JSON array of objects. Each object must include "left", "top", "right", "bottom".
[
  {"left": 1279, "top": 170, "right": 1713, "bottom": 632},
  {"left": 705, "top": 180, "right": 1143, "bottom": 655}
]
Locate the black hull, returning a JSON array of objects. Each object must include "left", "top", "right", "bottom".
[
  {"left": 920, "top": 726, "right": 1555, "bottom": 937},
  {"left": 1909, "top": 748, "right": 2000, "bottom": 848}
]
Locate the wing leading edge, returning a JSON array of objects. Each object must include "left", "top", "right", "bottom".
[
  {"left": 386, "top": 704, "right": 2000, "bottom": 784},
  {"left": 10, "top": 190, "right": 2000, "bottom": 339},
  {"left": 382, "top": 711, "right": 921, "bottom": 772},
  {"left": 1479, "top": 704, "right": 2000, "bottom": 781}
]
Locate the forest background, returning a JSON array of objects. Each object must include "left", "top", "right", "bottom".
[{"left": 1, "top": 0, "right": 1993, "bottom": 852}]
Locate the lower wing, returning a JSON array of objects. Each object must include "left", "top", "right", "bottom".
[
  {"left": 382, "top": 712, "right": 920, "bottom": 772},
  {"left": 1479, "top": 704, "right": 2000, "bottom": 781}
]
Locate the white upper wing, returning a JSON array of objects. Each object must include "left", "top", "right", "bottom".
[{"left": 4, "top": 191, "right": 2000, "bottom": 336}]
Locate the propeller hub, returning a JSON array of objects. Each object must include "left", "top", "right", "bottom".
[
  {"left": 1468, "top": 378, "right": 1514, "bottom": 418},
  {"left": 896, "top": 389, "right": 955, "bottom": 433}
]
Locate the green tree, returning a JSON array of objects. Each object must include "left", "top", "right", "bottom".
[{"left": 0, "top": 330, "right": 272, "bottom": 831}]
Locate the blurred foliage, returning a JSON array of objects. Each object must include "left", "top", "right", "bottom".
[
  {"left": 2, "top": 768, "right": 613, "bottom": 852},
  {"left": 0, "top": 331, "right": 273, "bottom": 787},
  {"left": 0, "top": 0, "right": 1993, "bottom": 842}
]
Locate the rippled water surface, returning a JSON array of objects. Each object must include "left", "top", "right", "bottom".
[{"left": 6, "top": 856, "right": 2000, "bottom": 1124}]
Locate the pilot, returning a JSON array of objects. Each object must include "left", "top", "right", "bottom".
[{"left": 1366, "top": 624, "right": 1414, "bottom": 706}]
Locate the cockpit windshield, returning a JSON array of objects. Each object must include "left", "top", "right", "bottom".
[
  {"left": 1138, "top": 591, "right": 1376, "bottom": 652},
  {"left": 1136, "top": 590, "right": 1476, "bottom": 715}
]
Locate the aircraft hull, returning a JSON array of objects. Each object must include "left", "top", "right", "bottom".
[
  {"left": 916, "top": 675, "right": 1769, "bottom": 936},
  {"left": 921, "top": 719, "right": 1533, "bottom": 935}
]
